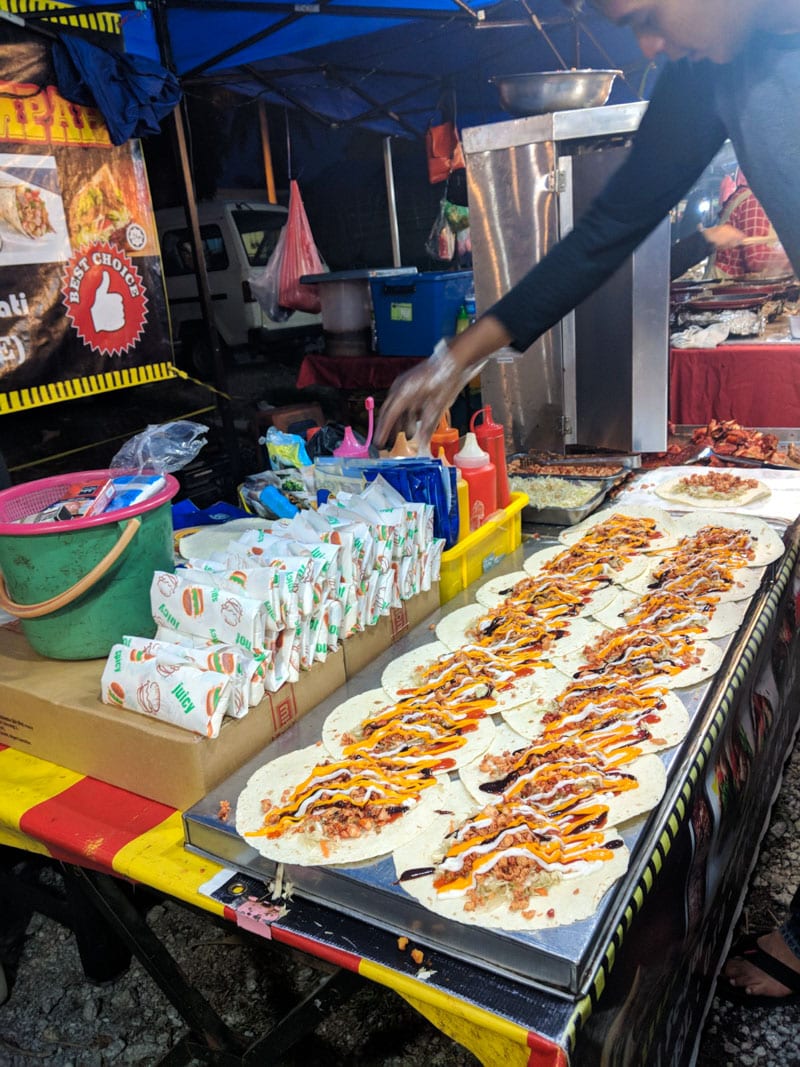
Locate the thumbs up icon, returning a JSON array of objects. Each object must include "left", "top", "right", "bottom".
[{"left": 90, "top": 271, "right": 125, "bottom": 333}]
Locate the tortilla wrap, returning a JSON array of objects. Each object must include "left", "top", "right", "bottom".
[
  {"left": 68, "top": 163, "right": 132, "bottom": 247},
  {"left": 392, "top": 781, "right": 630, "bottom": 931},
  {"left": 434, "top": 603, "right": 582, "bottom": 661},
  {"left": 624, "top": 559, "right": 764, "bottom": 602},
  {"left": 671, "top": 511, "right": 784, "bottom": 567},
  {"left": 235, "top": 742, "right": 452, "bottom": 866},
  {"left": 501, "top": 675, "right": 690, "bottom": 754},
  {"left": 459, "top": 724, "right": 666, "bottom": 825},
  {"left": 381, "top": 640, "right": 570, "bottom": 715},
  {"left": 321, "top": 686, "right": 496, "bottom": 770},
  {"left": 0, "top": 181, "right": 54, "bottom": 238},
  {"left": 474, "top": 571, "right": 531, "bottom": 609},
  {"left": 655, "top": 474, "right": 771, "bottom": 510},
  {"left": 558, "top": 505, "right": 680, "bottom": 550},
  {"left": 591, "top": 588, "right": 748, "bottom": 640},
  {"left": 523, "top": 543, "right": 650, "bottom": 586}
]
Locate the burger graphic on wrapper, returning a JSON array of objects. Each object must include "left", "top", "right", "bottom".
[
  {"left": 106, "top": 681, "right": 125, "bottom": 707},
  {"left": 182, "top": 587, "right": 205, "bottom": 617},
  {"left": 206, "top": 684, "right": 225, "bottom": 717},
  {"left": 207, "top": 650, "right": 236, "bottom": 674},
  {"left": 137, "top": 680, "right": 161, "bottom": 716},
  {"left": 156, "top": 662, "right": 181, "bottom": 678}
]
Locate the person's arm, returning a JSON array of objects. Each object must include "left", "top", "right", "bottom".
[{"left": 670, "top": 230, "right": 713, "bottom": 280}]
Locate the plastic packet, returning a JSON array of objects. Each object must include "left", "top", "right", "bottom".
[
  {"left": 264, "top": 427, "right": 312, "bottom": 470},
  {"left": 248, "top": 225, "right": 293, "bottom": 323},
  {"left": 110, "top": 421, "right": 208, "bottom": 474}
]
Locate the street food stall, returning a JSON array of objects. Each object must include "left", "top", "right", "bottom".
[{"left": 2, "top": 467, "right": 800, "bottom": 1064}]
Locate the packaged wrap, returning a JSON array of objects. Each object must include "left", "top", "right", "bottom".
[
  {"left": 150, "top": 571, "right": 267, "bottom": 653},
  {"left": 101, "top": 643, "right": 233, "bottom": 738}
]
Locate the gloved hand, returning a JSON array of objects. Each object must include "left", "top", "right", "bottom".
[{"left": 376, "top": 339, "right": 486, "bottom": 448}]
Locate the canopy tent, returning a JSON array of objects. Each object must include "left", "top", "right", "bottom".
[{"left": 9, "top": 0, "right": 655, "bottom": 136}]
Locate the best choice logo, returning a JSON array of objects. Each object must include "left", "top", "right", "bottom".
[{"left": 61, "top": 242, "right": 148, "bottom": 356}]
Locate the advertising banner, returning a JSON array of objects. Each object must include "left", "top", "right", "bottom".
[{"left": 0, "top": 25, "right": 174, "bottom": 415}]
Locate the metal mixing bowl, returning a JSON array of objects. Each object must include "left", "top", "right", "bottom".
[{"left": 490, "top": 69, "right": 622, "bottom": 116}]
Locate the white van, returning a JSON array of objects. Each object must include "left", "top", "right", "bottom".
[{"left": 156, "top": 199, "right": 321, "bottom": 376}]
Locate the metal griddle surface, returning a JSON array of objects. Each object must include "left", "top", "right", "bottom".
[{"left": 183, "top": 532, "right": 770, "bottom": 996}]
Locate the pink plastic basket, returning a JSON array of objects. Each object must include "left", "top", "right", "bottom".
[{"left": 0, "top": 469, "right": 180, "bottom": 536}]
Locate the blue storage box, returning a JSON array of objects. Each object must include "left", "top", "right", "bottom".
[{"left": 370, "top": 270, "right": 473, "bottom": 356}]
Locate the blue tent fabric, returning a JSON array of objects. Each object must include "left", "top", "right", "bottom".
[{"left": 52, "top": 35, "right": 181, "bottom": 145}]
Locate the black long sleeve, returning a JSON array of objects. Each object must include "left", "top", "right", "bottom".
[{"left": 669, "top": 230, "right": 711, "bottom": 281}]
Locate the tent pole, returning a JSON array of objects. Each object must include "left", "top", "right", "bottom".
[
  {"left": 151, "top": 0, "right": 241, "bottom": 496},
  {"left": 383, "top": 136, "right": 401, "bottom": 267},
  {"left": 258, "top": 100, "right": 277, "bottom": 204}
]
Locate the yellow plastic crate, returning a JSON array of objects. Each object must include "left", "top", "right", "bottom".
[{"left": 439, "top": 491, "right": 528, "bottom": 605}]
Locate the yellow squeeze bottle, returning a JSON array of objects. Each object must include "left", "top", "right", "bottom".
[{"left": 438, "top": 447, "right": 470, "bottom": 543}]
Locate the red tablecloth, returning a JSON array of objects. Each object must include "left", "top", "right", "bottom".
[
  {"left": 296, "top": 353, "right": 425, "bottom": 391},
  {"left": 669, "top": 343, "right": 800, "bottom": 426}
]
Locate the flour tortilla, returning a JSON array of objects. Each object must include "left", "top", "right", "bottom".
[
  {"left": 435, "top": 603, "right": 580, "bottom": 657},
  {"left": 321, "top": 686, "right": 496, "bottom": 770},
  {"left": 500, "top": 674, "right": 690, "bottom": 752},
  {"left": 557, "top": 505, "right": 680, "bottom": 549},
  {"left": 655, "top": 474, "right": 771, "bottom": 511},
  {"left": 235, "top": 742, "right": 452, "bottom": 866},
  {"left": 522, "top": 543, "right": 651, "bottom": 586},
  {"left": 381, "top": 640, "right": 571, "bottom": 715},
  {"left": 624, "top": 560, "right": 765, "bottom": 602},
  {"left": 591, "top": 588, "right": 748, "bottom": 639},
  {"left": 392, "top": 780, "right": 629, "bottom": 930},
  {"left": 178, "top": 518, "right": 270, "bottom": 560},
  {"left": 547, "top": 616, "right": 609, "bottom": 660},
  {"left": 474, "top": 571, "right": 531, "bottom": 609},
  {"left": 558, "top": 632, "right": 724, "bottom": 690},
  {"left": 459, "top": 724, "right": 666, "bottom": 824},
  {"left": 672, "top": 511, "right": 784, "bottom": 567}
]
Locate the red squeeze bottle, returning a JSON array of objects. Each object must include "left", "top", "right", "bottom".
[
  {"left": 454, "top": 432, "right": 497, "bottom": 532},
  {"left": 470, "top": 405, "right": 510, "bottom": 508}
]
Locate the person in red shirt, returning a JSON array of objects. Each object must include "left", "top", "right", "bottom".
[{"left": 710, "top": 170, "right": 793, "bottom": 279}]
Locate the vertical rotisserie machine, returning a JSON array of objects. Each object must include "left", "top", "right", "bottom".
[{"left": 462, "top": 102, "right": 670, "bottom": 455}]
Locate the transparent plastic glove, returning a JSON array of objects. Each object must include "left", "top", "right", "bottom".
[{"left": 376, "top": 339, "right": 486, "bottom": 448}]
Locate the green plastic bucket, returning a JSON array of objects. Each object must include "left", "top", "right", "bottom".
[{"left": 0, "top": 470, "right": 179, "bottom": 660}]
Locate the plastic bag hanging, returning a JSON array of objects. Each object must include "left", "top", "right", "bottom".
[
  {"left": 249, "top": 225, "right": 292, "bottom": 322},
  {"left": 278, "top": 180, "right": 327, "bottom": 313}
]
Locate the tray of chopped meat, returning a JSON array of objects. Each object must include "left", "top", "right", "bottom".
[{"left": 507, "top": 455, "right": 627, "bottom": 493}]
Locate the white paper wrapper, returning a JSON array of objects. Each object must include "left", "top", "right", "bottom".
[
  {"left": 150, "top": 571, "right": 267, "bottom": 653},
  {"left": 153, "top": 627, "right": 271, "bottom": 708},
  {"left": 101, "top": 644, "right": 233, "bottom": 738}
]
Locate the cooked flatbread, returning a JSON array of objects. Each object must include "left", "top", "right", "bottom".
[
  {"left": 474, "top": 571, "right": 531, "bottom": 609},
  {"left": 523, "top": 543, "right": 651, "bottom": 587},
  {"left": 655, "top": 472, "right": 771, "bottom": 510},
  {"left": 501, "top": 675, "right": 690, "bottom": 754},
  {"left": 435, "top": 603, "right": 584, "bottom": 658},
  {"left": 558, "top": 505, "right": 679, "bottom": 550},
  {"left": 392, "top": 781, "right": 629, "bottom": 930},
  {"left": 321, "top": 686, "right": 496, "bottom": 770},
  {"left": 459, "top": 724, "right": 665, "bottom": 825},
  {"left": 624, "top": 559, "right": 764, "bottom": 602},
  {"left": 235, "top": 743, "right": 451, "bottom": 866},
  {"left": 559, "top": 628, "right": 724, "bottom": 690},
  {"left": 178, "top": 518, "right": 269, "bottom": 560},
  {"left": 591, "top": 588, "right": 748, "bottom": 639},
  {"left": 547, "top": 616, "right": 609, "bottom": 659},
  {"left": 381, "top": 640, "right": 570, "bottom": 715},
  {"left": 671, "top": 511, "right": 784, "bottom": 567}
]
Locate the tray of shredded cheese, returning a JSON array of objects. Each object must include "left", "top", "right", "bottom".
[{"left": 508, "top": 475, "right": 609, "bottom": 525}]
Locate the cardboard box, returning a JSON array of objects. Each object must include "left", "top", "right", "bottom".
[
  {"left": 342, "top": 583, "right": 440, "bottom": 680},
  {"left": 0, "top": 625, "right": 345, "bottom": 810}
]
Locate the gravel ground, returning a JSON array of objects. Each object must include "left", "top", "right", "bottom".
[{"left": 1, "top": 740, "right": 799, "bottom": 1066}]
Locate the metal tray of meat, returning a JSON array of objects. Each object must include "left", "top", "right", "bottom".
[
  {"left": 508, "top": 456, "right": 625, "bottom": 492},
  {"left": 516, "top": 480, "right": 609, "bottom": 526}
]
